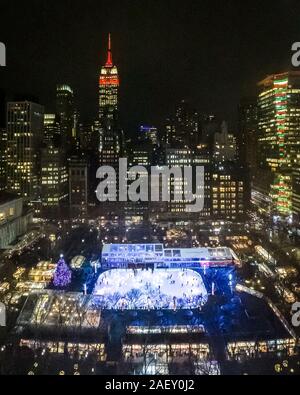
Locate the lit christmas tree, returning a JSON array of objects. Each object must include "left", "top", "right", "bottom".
[{"left": 53, "top": 255, "right": 72, "bottom": 288}]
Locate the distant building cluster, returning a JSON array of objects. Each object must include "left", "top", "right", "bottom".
[{"left": 0, "top": 37, "right": 299, "bottom": 232}]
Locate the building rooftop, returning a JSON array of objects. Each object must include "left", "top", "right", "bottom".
[
  {"left": 0, "top": 191, "right": 22, "bottom": 206},
  {"left": 258, "top": 71, "right": 300, "bottom": 87}
]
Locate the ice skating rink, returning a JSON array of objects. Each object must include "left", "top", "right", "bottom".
[{"left": 93, "top": 268, "right": 208, "bottom": 310}]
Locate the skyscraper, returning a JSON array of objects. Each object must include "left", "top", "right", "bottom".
[
  {"left": 0, "top": 90, "right": 7, "bottom": 191},
  {"left": 166, "top": 148, "right": 193, "bottom": 216},
  {"left": 98, "top": 34, "right": 122, "bottom": 160},
  {"left": 166, "top": 100, "right": 200, "bottom": 149},
  {"left": 41, "top": 145, "right": 68, "bottom": 211},
  {"left": 69, "top": 155, "right": 88, "bottom": 218},
  {"left": 292, "top": 167, "right": 300, "bottom": 221},
  {"left": 98, "top": 34, "right": 123, "bottom": 216},
  {"left": 211, "top": 164, "right": 246, "bottom": 221},
  {"left": 6, "top": 101, "right": 44, "bottom": 201},
  {"left": 44, "top": 113, "right": 61, "bottom": 145},
  {"left": 56, "top": 84, "right": 75, "bottom": 151},
  {"left": 213, "top": 121, "right": 237, "bottom": 164},
  {"left": 0, "top": 127, "right": 7, "bottom": 191},
  {"left": 125, "top": 140, "right": 152, "bottom": 225},
  {"left": 165, "top": 148, "right": 211, "bottom": 219},
  {"left": 255, "top": 72, "right": 300, "bottom": 216},
  {"left": 99, "top": 34, "right": 119, "bottom": 120},
  {"left": 238, "top": 98, "right": 258, "bottom": 173}
]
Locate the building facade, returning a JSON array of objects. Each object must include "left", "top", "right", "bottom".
[
  {"left": 211, "top": 164, "right": 247, "bottom": 221},
  {"left": 44, "top": 113, "right": 61, "bottom": 146},
  {"left": 213, "top": 121, "right": 237, "bottom": 164},
  {"left": 41, "top": 145, "right": 68, "bottom": 210},
  {"left": 292, "top": 167, "right": 300, "bottom": 221},
  {"left": 6, "top": 101, "right": 44, "bottom": 202},
  {"left": 98, "top": 34, "right": 121, "bottom": 164},
  {"left": 125, "top": 140, "right": 153, "bottom": 224},
  {"left": 98, "top": 35, "right": 123, "bottom": 215},
  {"left": 56, "top": 85, "right": 75, "bottom": 152},
  {"left": 0, "top": 127, "right": 7, "bottom": 191},
  {"left": 69, "top": 155, "right": 88, "bottom": 217},
  {"left": 256, "top": 72, "right": 300, "bottom": 217},
  {"left": 165, "top": 100, "right": 200, "bottom": 149},
  {"left": 238, "top": 98, "right": 258, "bottom": 174},
  {"left": 99, "top": 34, "right": 119, "bottom": 120},
  {"left": 164, "top": 147, "right": 211, "bottom": 219},
  {"left": 0, "top": 193, "right": 32, "bottom": 249}
]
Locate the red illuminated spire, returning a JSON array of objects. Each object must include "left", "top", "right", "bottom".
[{"left": 105, "top": 33, "right": 113, "bottom": 67}]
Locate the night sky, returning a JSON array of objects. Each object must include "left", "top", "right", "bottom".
[{"left": 1, "top": 0, "right": 300, "bottom": 133}]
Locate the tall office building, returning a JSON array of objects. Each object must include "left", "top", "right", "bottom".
[
  {"left": 41, "top": 145, "right": 68, "bottom": 211},
  {"left": 78, "top": 123, "right": 93, "bottom": 151},
  {"left": 166, "top": 148, "right": 212, "bottom": 219},
  {"left": 72, "top": 109, "right": 80, "bottom": 150},
  {"left": 256, "top": 72, "right": 300, "bottom": 216},
  {"left": 193, "top": 145, "right": 211, "bottom": 219},
  {"left": 125, "top": 141, "right": 152, "bottom": 225},
  {"left": 0, "top": 90, "right": 7, "bottom": 191},
  {"left": 201, "top": 114, "right": 219, "bottom": 147},
  {"left": 56, "top": 84, "right": 75, "bottom": 151},
  {"left": 98, "top": 35, "right": 123, "bottom": 216},
  {"left": 166, "top": 148, "right": 193, "bottom": 216},
  {"left": 98, "top": 34, "right": 122, "bottom": 163},
  {"left": 0, "top": 89, "right": 6, "bottom": 129},
  {"left": 211, "top": 164, "right": 246, "bottom": 221},
  {"left": 213, "top": 121, "right": 237, "bottom": 164},
  {"left": 99, "top": 34, "right": 119, "bottom": 120},
  {"left": 292, "top": 167, "right": 300, "bottom": 221},
  {"left": 0, "top": 128, "right": 7, "bottom": 191},
  {"left": 166, "top": 100, "right": 200, "bottom": 149},
  {"left": 69, "top": 155, "right": 88, "bottom": 218},
  {"left": 6, "top": 101, "right": 44, "bottom": 201},
  {"left": 165, "top": 148, "right": 210, "bottom": 219},
  {"left": 238, "top": 98, "right": 258, "bottom": 173},
  {"left": 44, "top": 113, "right": 61, "bottom": 145},
  {"left": 165, "top": 119, "right": 176, "bottom": 147}
]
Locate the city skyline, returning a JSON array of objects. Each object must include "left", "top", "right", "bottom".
[
  {"left": 1, "top": 0, "right": 300, "bottom": 132},
  {"left": 1, "top": 0, "right": 300, "bottom": 378}
]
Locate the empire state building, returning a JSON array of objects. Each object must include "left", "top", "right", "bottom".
[
  {"left": 98, "top": 34, "right": 123, "bottom": 212},
  {"left": 98, "top": 34, "right": 122, "bottom": 164},
  {"left": 99, "top": 34, "right": 120, "bottom": 120}
]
